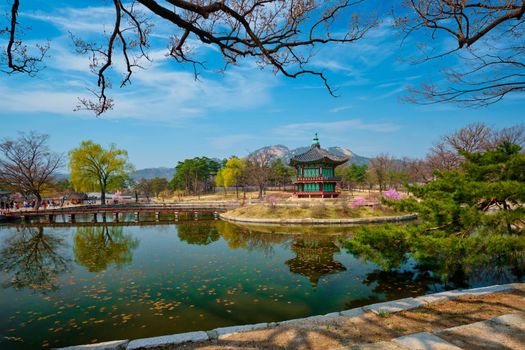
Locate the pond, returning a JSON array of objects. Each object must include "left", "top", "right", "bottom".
[{"left": 0, "top": 216, "right": 523, "bottom": 349}]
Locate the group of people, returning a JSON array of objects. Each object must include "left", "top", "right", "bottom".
[{"left": 0, "top": 198, "right": 64, "bottom": 212}]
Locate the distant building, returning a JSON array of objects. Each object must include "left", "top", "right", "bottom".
[
  {"left": 67, "top": 192, "right": 88, "bottom": 204},
  {"left": 289, "top": 134, "right": 348, "bottom": 198}
]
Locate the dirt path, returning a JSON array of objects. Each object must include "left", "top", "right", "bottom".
[{"left": 171, "top": 290, "right": 525, "bottom": 350}]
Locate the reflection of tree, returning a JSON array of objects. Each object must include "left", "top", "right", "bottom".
[
  {"left": 412, "top": 235, "right": 525, "bottom": 286},
  {"left": 346, "top": 225, "right": 525, "bottom": 287},
  {"left": 177, "top": 222, "right": 220, "bottom": 245},
  {"left": 286, "top": 237, "right": 346, "bottom": 287},
  {"left": 215, "top": 221, "right": 287, "bottom": 255},
  {"left": 344, "top": 225, "right": 410, "bottom": 271},
  {"left": 0, "top": 226, "right": 69, "bottom": 292},
  {"left": 73, "top": 226, "right": 139, "bottom": 272}
]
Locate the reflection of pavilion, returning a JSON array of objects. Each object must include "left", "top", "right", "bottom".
[{"left": 285, "top": 238, "right": 346, "bottom": 287}]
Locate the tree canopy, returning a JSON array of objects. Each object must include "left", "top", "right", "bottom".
[
  {"left": 69, "top": 140, "right": 132, "bottom": 204},
  {"left": 346, "top": 140, "right": 525, "bottom": 284},
  {"left": 170, "top": 157, "right": 220, "bottom": 195}
]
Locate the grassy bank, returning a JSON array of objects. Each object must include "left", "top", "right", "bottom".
[{"left": 225, "top": 203, "right": 403, "bottom": 220}]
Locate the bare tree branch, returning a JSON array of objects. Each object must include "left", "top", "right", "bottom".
[
  {"left": 3, "top": 0, "right": 374, "bottom": 115},
  {"left": 397, "top": 0, "right": 525, "bottom": 106}
]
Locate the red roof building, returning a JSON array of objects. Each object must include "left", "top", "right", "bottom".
[{"left": 289, "top": 134, "right": 348, "bottom": 198}]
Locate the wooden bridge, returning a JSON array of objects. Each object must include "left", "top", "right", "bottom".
[{"left": 2, "top": 204, "right": 236, "bottom": 224}]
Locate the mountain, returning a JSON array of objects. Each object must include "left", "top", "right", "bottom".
[
  {"left": 249, "top": 145, "right": 370, "bottom": 165},
  {"left": 131, "top": 167, "right": 175, "bottom": 181}
]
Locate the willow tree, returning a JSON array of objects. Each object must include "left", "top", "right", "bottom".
[{"left": 69, "top": 141, "right": 132, "bottom": 204}]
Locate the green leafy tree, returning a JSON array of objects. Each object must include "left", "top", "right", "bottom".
[
  {"left": 215, "top": 169, "right": 227, "bottom": 196},
  {"left": 270, "top": 159, "right": 294, "bottom": 190},
  {"left": 393, "top": 142, "right": 525, "bottom": 237},
  {"left": 341, "top": 164, "right": 368, "bottom": 194},
  {"left": 223, "top": 157, "right": 248, "bottom": 198},
  {"left": 346, "top": 141, "right": 525, "bottom": 285},
  {"left": 170, "top": 157, "right": 220, "bottom": 196},
  {"left": 69, "top": 141, "right": 132, "bottom": 205},
  {"left": 149, "top": 177, "right": 169, "bottom": 198}
]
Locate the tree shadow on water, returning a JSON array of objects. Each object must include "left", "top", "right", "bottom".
[{"left": 0, "top": 226, "right": 70, "bottom": 293}]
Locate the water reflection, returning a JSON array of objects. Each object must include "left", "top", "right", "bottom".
[
  {"left": 345, "top": 226, "right": 525, "bottom": 287},
  {"left": 216, "top": 221, "right": 288, "bottom": 255},
  {"left": 286, "top": 237, "right": 346, "bottom": 287},
  {"left": 0, "top": 220, "right": 523, "bottom": 350},
  {"left": 177, "top": 222, "right": 220, "bottom": 245},
  {"left": 0, "top": 226, "right": 69, "bottom": 292},
  {"left": 73, "top": 226, "right": 139, "bottom": 272}
]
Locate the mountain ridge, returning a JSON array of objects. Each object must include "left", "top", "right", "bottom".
[{"left": 251, "top": 144, "right": 370, "bottom": 166}]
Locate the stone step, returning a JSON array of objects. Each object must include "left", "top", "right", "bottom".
[
  {"left": 347, "top": 312, "right": 525, "bottom": 350},
  {"left": 435, "top": 312, "right": 525, "bottom": 350}
]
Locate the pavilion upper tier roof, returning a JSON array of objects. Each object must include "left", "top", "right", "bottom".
[{"left": 290, "top": 135, "right": 349, "bottom": 165}]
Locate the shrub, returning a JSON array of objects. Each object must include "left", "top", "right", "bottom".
[
  {"left": 383, "top": 188, "right": 401, "bottom": 200},
  {"left": 352, "top": 197, "right": 366, "bottom": 208}
]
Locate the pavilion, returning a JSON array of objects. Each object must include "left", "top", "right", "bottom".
[{"left": 289, "top": 134, "right": 348, "bottom": 198}]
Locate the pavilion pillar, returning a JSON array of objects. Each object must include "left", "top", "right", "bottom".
[
  {"left": 155, "top": 212, "right": 160, "bottom": 222},
  {"left": 92, "top": 213, "right": 97, "bottom": 222},
  {"left": 134, "top": 212, "right": 139, "bottom": 222},
  {"left": 214, "top": 211, "right": 219, "bottom": 220},
  {"left": 194, "top": 211, "right": 198, "bottom": 220},
  {"left": 69, "top": 214, "right": 76, "bottom": 223},
  {"left": 114, "top": 212, "right": 119, "bottom": 222},
  {"left": 174, "top": 211, "right": 179, "bottom": 221}
]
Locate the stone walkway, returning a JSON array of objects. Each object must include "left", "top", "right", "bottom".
[
  {"left": 58, "top": 283, "right": 525, "bottom": 350},
  {"left": 348, "top": 312, "right": 525, "bottom": 350}
]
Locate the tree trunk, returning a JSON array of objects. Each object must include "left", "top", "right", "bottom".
[
  {"left": 101, "top": 180, "right": 106, "bottom": 205},
  {"left": 258, "top": 184, "right": 264, "bottom": 199},
  {"left": 34, "top": 192, "right": 42, "bottom": 210},
  {"left": 135, "top": 191, "right": 138, "bottom": 203}
]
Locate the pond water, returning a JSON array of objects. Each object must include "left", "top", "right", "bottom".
[{"left": 0, "top": 216, "right": 523, "bottom": 349}]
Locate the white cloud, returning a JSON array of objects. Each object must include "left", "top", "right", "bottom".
[
  {"left": 274, "top": 119, "right": 401, "bottom": 139},
  {"left": 24, "top": 6, "right": 116, "bottom": 34},
  {"left": 329, "top": 105, "right": 352, "bottom": 113},
  {"left": 0, "top": 59, "right": 277, "bottom": 124}
]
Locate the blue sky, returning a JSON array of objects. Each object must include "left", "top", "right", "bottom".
[{"left": 1, "top": 1, "right": 523, "bottom": 169}]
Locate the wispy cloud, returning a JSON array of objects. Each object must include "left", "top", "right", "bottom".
[
  {"left": 329, "top": 105, "right": 352, "bottom": 113},
  {"left": 274, "top": 119, "right": 401, "bottom": 139}
]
